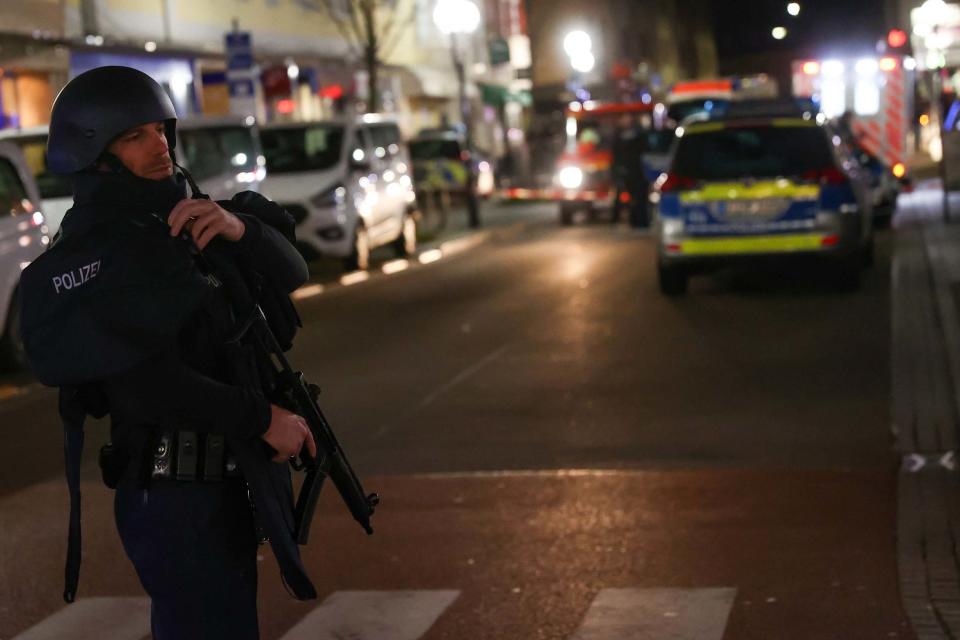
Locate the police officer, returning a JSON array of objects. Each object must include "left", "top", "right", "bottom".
[{"left": 19, "top": 66, "right": 319, "bottom": 638}]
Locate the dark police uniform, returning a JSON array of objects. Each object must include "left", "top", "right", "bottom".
[{"left": 18, "top": 66, "right": 317, "bottom": 639}]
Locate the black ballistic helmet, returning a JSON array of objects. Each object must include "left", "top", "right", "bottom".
[{"left": 47, "top": 66, "right": 178, "bottom": 174}]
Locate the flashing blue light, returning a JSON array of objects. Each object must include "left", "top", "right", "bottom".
[
  {"left": 946, "top": 99, "right": 960, "bottom": 132},
  {"left": 704, "top": 100, "right": 714, "bottom": 111}
]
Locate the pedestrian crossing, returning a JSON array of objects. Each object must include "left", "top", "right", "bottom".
[{"left": 11, "top": 588, "right": 736, "bottom": 639}]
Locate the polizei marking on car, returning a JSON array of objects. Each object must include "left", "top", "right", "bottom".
[{"left": 52, "top": 260, "right": 101, "bottom": 293}]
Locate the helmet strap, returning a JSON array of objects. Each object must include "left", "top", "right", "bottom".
[
  {"left": 97, "top": 151, "right": 132, "bottom": 176},
  {"left": 176, "top": 163, "right": 210, "bottom": 201}
]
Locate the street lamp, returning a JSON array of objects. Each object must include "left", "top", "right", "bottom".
[
  {"left": 434, "top": 0, "right": 482, "bottom": 228},
  {"left": 563, "top": 28, "right": 596, "bottom": 103},
  {"left": 563, "top": 30, "right": 592, "bottom": 59},
  {"left": 787, "top": 2, "right": 800, "bottom": 16},
  {"left": 564, "top": 29, "right": 594, "bottom": 73}
]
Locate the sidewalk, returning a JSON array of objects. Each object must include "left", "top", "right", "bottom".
[{"left": 892, "top": 180, "right": 960, "bottom": 639}]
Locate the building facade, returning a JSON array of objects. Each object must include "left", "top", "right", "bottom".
[{"left": 0, "top": 0, "right": 532, "bottom": 151}]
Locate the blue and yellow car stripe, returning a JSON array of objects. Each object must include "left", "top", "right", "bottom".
[
  {"left": 666, "top": 233, "right": 835, "bottom": 256},
  {"left": 678, "top": 180, "right": 820, "bottom": 204}
]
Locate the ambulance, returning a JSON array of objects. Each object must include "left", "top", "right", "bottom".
[{"left": 791, "top": 56, "right": 914, "bottom": 217}]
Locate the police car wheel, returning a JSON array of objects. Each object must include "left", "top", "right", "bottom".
[
  {"left": 0, "top": 292, "right": 27, "bottom": 372},
  {"left": 658, "top": 264, "right": 688, "bottom": 296},
  {"left": 343, "top": 226, "right": 370, "bottom": 272},
  {"left": 836, "top": 255, "right": 862, "bottom": 292}
]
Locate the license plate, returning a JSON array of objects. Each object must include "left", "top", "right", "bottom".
[{"left": 716, "top": 198, "right": 790, "bottom": 221}]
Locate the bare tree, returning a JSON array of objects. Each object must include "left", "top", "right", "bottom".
[{"left": 322, "top": 0, "right": 416, "bottom": 112}]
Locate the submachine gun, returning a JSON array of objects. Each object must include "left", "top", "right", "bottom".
[{"left": 244, "top": 304, "right": 380, "bottom": 543}]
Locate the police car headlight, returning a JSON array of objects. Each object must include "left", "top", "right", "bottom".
[
  {"left": 661, "top": 217, "right": 684, "bottom": 236},
  {"left": 557, "top": 166, "right": 584, "bottom": 189}
]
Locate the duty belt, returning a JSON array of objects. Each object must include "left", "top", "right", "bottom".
[{"left": 151, "top": 430, "right": 241, "bottom": 482}]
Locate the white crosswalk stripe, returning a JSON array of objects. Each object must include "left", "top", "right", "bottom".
[
  {"left": 11, "top": 597, "right": 151, "bottom": 640},
  {"left": 278, "top": 590, "right": 460, "bottom": 640},
  {"left": 9, "top": 588, "right": 738, "bottom": 639},
  {"left": 571, "top": 588, "right": 737, "bottom": 640}
]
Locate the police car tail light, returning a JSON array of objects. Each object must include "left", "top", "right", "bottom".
[
  {"left": 801, "top": 167, "right": 848, "bottom": 186},
  {"left": 659, "top": 173, "right": 696, "bottom": 193}
]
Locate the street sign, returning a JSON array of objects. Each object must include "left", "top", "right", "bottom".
[
  {"left": 225, "top": 31, "right": 253, "bottom": 71},
  {"left": 224, "top": 29, "right": 259, "bottom": 118}
]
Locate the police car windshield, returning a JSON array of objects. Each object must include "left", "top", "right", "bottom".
[
  {"left": 667, "top": 99, "right": 728, "bottom": 123},
  {"left": 409, "top": 139, "right": 461, "bottom": 160},
  {"left": 17, "top": 137, "right": 72, "bottom": 199},
  {"left": 179, "top": 126, "right": 259, "bottom": 182},
  {"left": 672, "top": 125, "right": 834, "bottom": 180},
  {"left": 261, "top": 125, "right": 344, "bottom": 174}
]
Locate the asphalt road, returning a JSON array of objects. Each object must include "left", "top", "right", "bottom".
[{"left": 0, "top": 202, "right": 911, "bottom": 639}]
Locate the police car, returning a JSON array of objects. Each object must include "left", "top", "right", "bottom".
[
  {"left": 652, "top": 102, "right": 874, "bottom": 295},
  {"left": 0, "top": 141, "right": 49, "bottom": 370}
]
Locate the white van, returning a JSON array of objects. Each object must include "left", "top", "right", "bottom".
[
  {"left": 177, "top": 115, "right": 266, "bottom": 200},
  {"left": 0, "top": 116, "right": 265, "bottom": 235},
  {"left": 259, "top": 116, "right": 417, "bottom": 270},
  {"left": 0, "top": 142, "right": 49, "bottom": 370}
]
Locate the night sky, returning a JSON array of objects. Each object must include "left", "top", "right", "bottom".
[{"left": 712, "top": 0, "right": 890, "bottom": 60}]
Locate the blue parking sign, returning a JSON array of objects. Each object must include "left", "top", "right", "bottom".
[{"left": 225, "top": 31, "right": 253, "bottom": 71}]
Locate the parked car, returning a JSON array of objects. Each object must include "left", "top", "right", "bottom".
[
  {"left": 0, "top": 141, "right": 49, "bottom": 370},
  {"left": 652, "top": 102, "right": 874, "bottom": 295},
  {"left": 259, "top": 116, "right": 418, "bottom": 270},
  {"left": 176, "top": 114, "right": 266, "bottom": 200},
  {"left": 0, "top": 126, "right": 73, "bottom": 235},
  {"left": 0, "top": 115, "right": 265, "bottom": 235},
  {"left": 844, "top": 139, "right": 903, "bottom": 225},
  {"left": 409, "top": 131, "right": 495, "bottom": 198}
]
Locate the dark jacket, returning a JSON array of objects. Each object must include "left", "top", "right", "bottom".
[{"left": 19, "top": 169, "right": 317, "bottom": 602}]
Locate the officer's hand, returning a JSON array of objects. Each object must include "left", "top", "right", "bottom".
[
  {"left": 168, "top": 199, "right": 246, "bottom": 250},
  {"left": 261, "top": 404, "right": 318, "bottom": 464}
]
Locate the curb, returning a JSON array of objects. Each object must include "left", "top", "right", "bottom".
[{"left": 893, "top": 219, "right": 960, "bottom": 639}]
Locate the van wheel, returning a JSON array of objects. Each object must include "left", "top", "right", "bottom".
[
  {"left": 0, "top": 293, "right": 27, "bottom": 372},
  {"left": 342, "top": 226, "right": 370, "bottom": 272},
  {"left": 658, "top": 263, "right": 688, "bottom": 296},
  {"left": 392, "top": 215, "right": 417, "bottom": 257}
]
